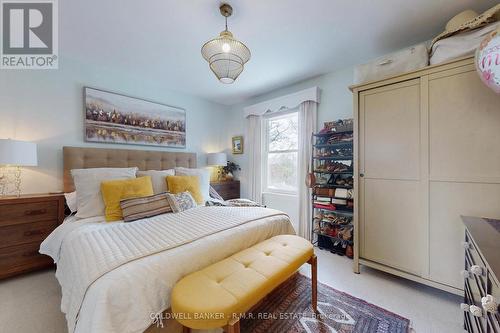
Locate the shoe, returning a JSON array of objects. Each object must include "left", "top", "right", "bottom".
[
  {"left": 333, "top": 163, "right": 348, "bottom": 172},
  {"left": 346, "top": 245, "right": 353, "bottom": 258},
  {"left": 335, "top": 177, "right": 346, "bottom": 186}
]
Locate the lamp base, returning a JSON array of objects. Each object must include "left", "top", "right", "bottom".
[
  {"left": 0, "top": 166, "right": 22, "bottom": 197},
  {"left": 14, "top": 166, "right": 21, "bottom": 197}
]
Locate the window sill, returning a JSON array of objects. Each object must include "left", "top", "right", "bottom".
[{"left": 262, "top": 191, "right": 298, "bottom": 199}]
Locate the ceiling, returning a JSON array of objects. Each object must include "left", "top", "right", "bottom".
[{"left": 61, "top": 0, "right": 498, "bottom": 105}]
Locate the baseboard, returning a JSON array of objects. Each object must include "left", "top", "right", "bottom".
[{"left": 359, "top": 258, "right": 463, "bottom": 296}]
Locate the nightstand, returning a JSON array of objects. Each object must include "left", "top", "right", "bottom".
[
  {"left": 210, "top": 180, "right": 240, "bottom": 200},
  {"left": 0, "top": 194, "right": 65, "bottom": 279}
]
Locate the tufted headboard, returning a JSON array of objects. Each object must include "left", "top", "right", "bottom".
[{"left": 63, "top": 146, "right": 197, "bottom": 192}]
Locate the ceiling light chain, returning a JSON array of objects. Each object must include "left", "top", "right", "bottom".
[{"left": 201, "top": 3, "right": 251, "bottom": 84}]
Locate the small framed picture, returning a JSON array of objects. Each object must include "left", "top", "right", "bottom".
[{"left": 232, "top": 136, "right": 243, "bottom": 154}]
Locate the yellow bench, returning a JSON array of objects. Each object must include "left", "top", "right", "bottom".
[{"left": 171, "top": 235, "right": 316, "bottom": 333}]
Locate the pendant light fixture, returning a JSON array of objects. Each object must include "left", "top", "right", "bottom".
[{"left": 201, "top": 3, "right": 251, "bottom": 84}]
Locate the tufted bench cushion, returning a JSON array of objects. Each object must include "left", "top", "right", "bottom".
[{"left": 171, "top": 235, "right": 315, "bottom": 332}]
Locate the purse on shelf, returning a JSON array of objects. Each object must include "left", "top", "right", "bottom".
[{"left": 305, "top": 165, "right": 315, "bottom": 188}]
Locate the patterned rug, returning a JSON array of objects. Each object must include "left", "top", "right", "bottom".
[{"left": 240, "top": 273, "right": 410, "bottom": 333}]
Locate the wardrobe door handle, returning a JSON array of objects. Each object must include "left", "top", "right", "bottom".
[{"left": 359, "top": 173, "right": 364, "bottom": 178}]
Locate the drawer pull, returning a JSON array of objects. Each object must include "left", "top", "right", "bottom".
[
  {"left": 462, "top": 241, "right": 471, "bottom": 249},
  {"left": 460, "top": 303, "right": 470, "bottom": 312},
  {"left": 22, "top": 250, "right": 39, "bottom": 257},
  {"left": 470, "top": 305, "right": 483, "bottom": 317},
  {"left": 23, "top": 229, "right": 47, "bottom": 237},
  {"left": 470, "top": 265, "right": 484, "bottom": 276},
  {"left": 461, "top": 270, "right": 471, "bottom": 279},
  {"left": 24, "top": 209, "right": 47, "bottom": 216},
  {"left": 482, "top": 295, "right": 499, "bottom": 314}
]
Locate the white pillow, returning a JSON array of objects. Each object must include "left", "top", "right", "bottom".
[
  {"left": 64, "top": 191, "right": 77, "bottom": 213},
  {"left": 71, "top": 167, "right": 138, "bottom": 218},
  {"left": 175, "top": 167, "right": 210, "bottom": 203},
  {"left": 137, "top": 169, "right": 175, "bottom": 194}
]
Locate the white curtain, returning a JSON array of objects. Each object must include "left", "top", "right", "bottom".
[
  {"left": 246, "top": 115, "right": 263, "bottom": 203},
  {"left": 297, "top": 101, "right": 317, "bottom": 240}
]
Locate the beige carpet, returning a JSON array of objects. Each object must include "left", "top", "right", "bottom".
[
  {"left": 0, "top": 250, "right": 461, "bottom": 333},
  {"left": 0, "top": 269, "right": 66, "bottom": 333}
]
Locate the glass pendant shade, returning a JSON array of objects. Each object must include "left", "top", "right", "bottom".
[{"left": 201, "top": 25, "right": 250, "bottom": 83}]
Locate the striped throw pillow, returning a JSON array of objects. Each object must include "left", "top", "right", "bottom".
[{"left": 120, "top": 192, "right": 172, "bottom": 222}]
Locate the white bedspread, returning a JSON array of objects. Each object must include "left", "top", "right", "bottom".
[{"left": 40, "top": 206, "right": 294, "bottom": 333}]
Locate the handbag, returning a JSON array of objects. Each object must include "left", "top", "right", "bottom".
[{"left": 305, "top": 165, "right": 315, "bottom": 188}]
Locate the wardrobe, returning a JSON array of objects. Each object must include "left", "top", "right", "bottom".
[{"left": 351, "top": 56, "right": 500, "bottom": 294}]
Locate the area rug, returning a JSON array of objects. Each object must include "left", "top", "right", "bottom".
[{"left": 240, "top": 273, "right": 410, "bottom": 333}]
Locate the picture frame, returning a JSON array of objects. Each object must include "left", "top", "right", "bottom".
[
  {"left": 84, "top": 87, "right": 186, "bottom": 148},
  {"left": 232, "top": 136, "right": 244, "bottom": 154}
]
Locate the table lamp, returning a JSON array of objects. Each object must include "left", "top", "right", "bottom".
[
  {"left": 207, "top": 152, "right": 227, "bottom": 181},
  {"left": 0, "top": 139, "right": 38, "bottom": 197}
]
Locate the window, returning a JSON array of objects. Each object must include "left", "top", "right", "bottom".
[{"left": 264, "top": 111, "right": 299, "bottom": 193}]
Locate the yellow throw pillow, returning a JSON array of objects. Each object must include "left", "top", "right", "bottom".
[
  {"left": 166, "top": 175, "right": 203, "bottom": 204},
  {"left": 101, "top": 176, "right": 154, "bottom": 222}
]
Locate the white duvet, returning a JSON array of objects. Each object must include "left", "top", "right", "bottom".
[{"left": 40, "top": 206, "right": 294, "bottom": 333}]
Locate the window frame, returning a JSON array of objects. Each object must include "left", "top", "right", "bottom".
[{"left": 262, "top": 109, "right": 299, "bottom": 195}]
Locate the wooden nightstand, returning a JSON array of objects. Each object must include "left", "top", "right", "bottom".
[
  {"left": 210, "top": 180, "right": 240, "bottom": 200},
  {"left": 0, "top": 194, "right": 65, "bottom": 279}
]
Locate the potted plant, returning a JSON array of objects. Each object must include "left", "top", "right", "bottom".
[{"left": 221, "top": 161, "right": 241, "bottom": 181}]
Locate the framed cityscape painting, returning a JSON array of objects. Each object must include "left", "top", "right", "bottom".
[{"left": 84, "top": 87, "right": 186, "bottom": 148}]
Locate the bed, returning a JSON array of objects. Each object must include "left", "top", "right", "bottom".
[{"left": 40, "top": 147, "right": 295, "bottom": 333}]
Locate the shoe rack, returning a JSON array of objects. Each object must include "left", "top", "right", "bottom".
[{"left": 311, "top": 119, "right": 354, "bottom": 258}]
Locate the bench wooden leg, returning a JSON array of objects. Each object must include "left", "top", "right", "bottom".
[
  {"left": 226, "top": 319, "right": 240, "bottom": 333},
  {"left": 308, "top": 254, "right": 318, "bottom": 313},
  {"left": 182, "top": 326, "right": 190, "bottom": 333}
]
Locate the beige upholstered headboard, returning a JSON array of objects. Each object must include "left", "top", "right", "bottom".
[{"left": 63, "top": 146, "right": 197, "bottom": 192}]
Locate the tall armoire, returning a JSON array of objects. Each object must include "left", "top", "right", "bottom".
[{"left": 351, "top": 56, "right": 500, "bottom": 294}]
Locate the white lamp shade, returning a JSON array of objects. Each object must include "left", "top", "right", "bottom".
[
  {"left": 0, "top": 139, "right": 38, "bottom": 166},
  {"left": 207, "top": 153, "right": 227, "bottom": 166}
]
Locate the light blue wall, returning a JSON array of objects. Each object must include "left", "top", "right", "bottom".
[
  {"left": 224, "top": 66, "right": 354, "bottom": 198},
  {"left": 0, "top": 55, "right": 354, "bottom": 196},
  {"left": 0, "top": 57, "right": 230, "bottom": 194}
]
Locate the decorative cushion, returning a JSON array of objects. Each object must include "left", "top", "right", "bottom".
[
  {"left": 120, "top": 192, "right": 172, "bottom": 222},
  {"left": 226, "top": 199, "right": 262, "bottom": 207},
  {"left": 137, "top": 169, "right": 175, "bottom": 194},
  {"left": 166, "top": 192, "right": 197, "bottom": 213},
  {"left": 71, "top": 167, "right": 138, "bottom": 218},
  {"left": 209, "top": 185, "right": 224, "bottom": 201},
  {"left": 101, "top": 176, "right": 154, "bottom": 221},
  {"left": 205, "top": 198, "right": 263, "bottom": 207},
  {"left": 64, "top": 191, "right": 77, "bottom": 213},
  {"left": 166, "top": 175, "right": 203, "bottom": 204},
  {"left": 175, "top": 167, "right": 210, "bottom": 203}
]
